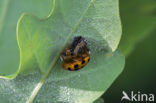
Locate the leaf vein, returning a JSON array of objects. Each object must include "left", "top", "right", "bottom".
[{"left": 26, "top": 0, "right": 96, "bottom": 102}]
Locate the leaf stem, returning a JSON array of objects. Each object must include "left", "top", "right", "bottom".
[{"left": 25, "top": 0, "right": 56, "bottom": 102}]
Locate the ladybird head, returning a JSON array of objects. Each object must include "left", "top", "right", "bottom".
[
  {"left": 61, "top": 36, "right": 90, "bottom": 71},
  {"left": 72, "top": 36, "right": 87, "bottom": 48}
]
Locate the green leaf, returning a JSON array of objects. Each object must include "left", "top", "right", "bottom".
[
  {"left": 1, "top": 0, "right": 122, "bottom": 78},
  {"left": 0, "top": 0, "right": 52, "bottom": 76},
  {"left": 21, "top": 0, "right": 122, "bottom": 74},
  {"left": 119, "top": 0, "right": 156, "bottom": 56},
  {"left": 0, "top": 50, "right": 124, "bottom": 103},
  {"left": 0, "top": 0, "right": 124, "bottom": 102}
]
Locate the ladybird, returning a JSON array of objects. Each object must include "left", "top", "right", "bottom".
[{"left": 60, "top": 36, "right": 90, "bottom": 71}]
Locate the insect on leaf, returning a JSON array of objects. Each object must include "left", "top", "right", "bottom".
[{"left": 0, "top": 0, "right": 124, "bottom": 103}]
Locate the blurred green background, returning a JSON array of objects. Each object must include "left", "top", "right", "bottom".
[{"left": 103, "top": 0, "right": 156, "bottom": 102}]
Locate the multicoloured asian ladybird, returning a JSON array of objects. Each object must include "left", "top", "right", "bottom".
[{"left": 60, "top": 36, "right": 90, "bottom": 71}]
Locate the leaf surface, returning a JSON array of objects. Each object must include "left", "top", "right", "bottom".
[
  {"left": 17, "top": 0, "right": 122, "bottom": 74},
  {"left": 0, "top": 0, "right": 124, "bottom": 102},
  {"left": 0, "top": 50, "right": 124, "bottom": 103},
  {"left": 0, "top": 0, "right": 52, "bottom": 76}
]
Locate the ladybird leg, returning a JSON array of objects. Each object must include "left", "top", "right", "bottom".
[
  {"left": 72, "top": 59, "right": 80, "bottom": 62},
  {"left": 88, "top": 51, "right": 91, "bottom": 54}
]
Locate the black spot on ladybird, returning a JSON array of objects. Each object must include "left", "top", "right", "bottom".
[
  {"left": 68, "top": 67, "right": 72, "bottom": 71},
  {"left": 81, "top": 60, "right": 85, "bottom": 64},
  {"left": 74, "top": 64, "right": 79, "bottom": 69},
  {"left": 88, "top": 58, "right": 90, "bottom": 62}
]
